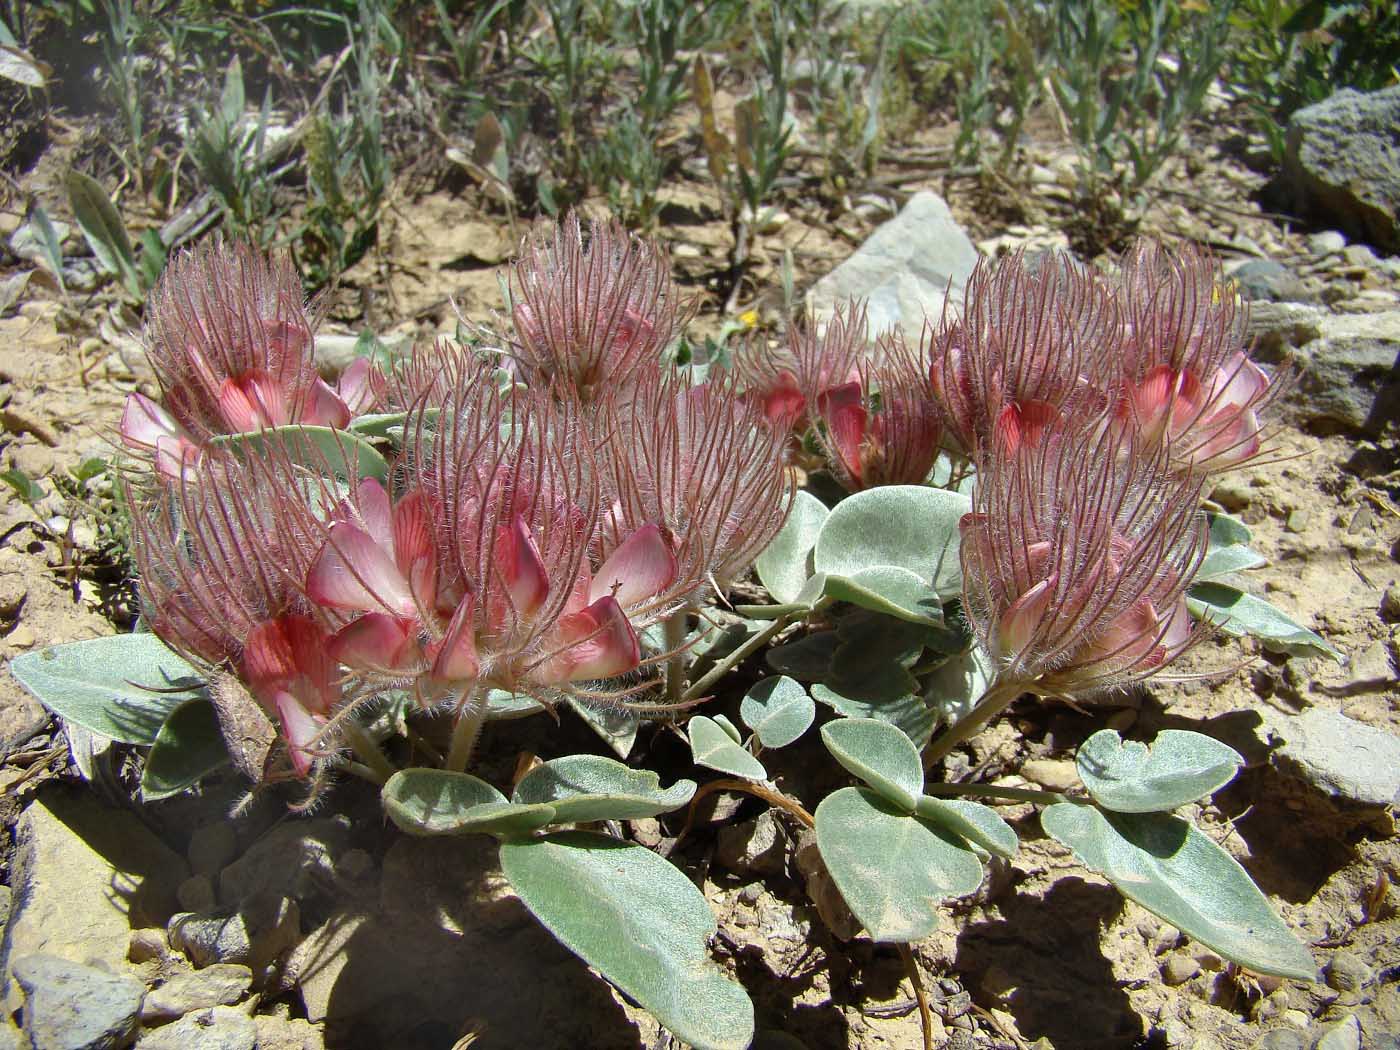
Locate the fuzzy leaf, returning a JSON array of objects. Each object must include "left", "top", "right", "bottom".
[
  {"left": 813, "top": 486, "right": 970, "bottom": 599},
  {"left": 822, "top": 567, "right": 944, "bottom": 626},
  {"left": 566, "top": 697, "right": 639, "bottom": 758},
  {"left": 821, "top": 718, "right": 924, "bottom": 812},
  {"left": 485, "top": 690, "right": 545, "bottom": 719},
  {"left": 688, "top": 716, "right": 767, "bottom": 780},
  {"left": 140, "top": 699, "right": 228, "bottom": 801},
  {"left": 811, "top": 683, "right": 935, "bottom": 750},
  {"left": 923, "top": 644, "right": 993, "bottom": 728},
  {"left": 1076, "top": 729, "right": 1244, "bottom": 813},
  {"left": 501, "top": 831, "right": 754, "bottom": 1050},
  {"left": 1197, "top": 513, "right": 1265, "bottom": 581},
  {"left": 815, "top": 787, "right": 984, "bottom": 942},
  {"left": 11, "top": 634, "right": 205, "bottom": 744},
  {"left": 1187, "top": 583, "right": 1340, "bottom": 661},
  {"left": 65, "top": 169, "right": 139, "bottom": 294},
  {"left": 382, "top": 768, "right": 556, "bottom": 836},
  {"left": 1041, "top": 804, "right": 1316, "bottom": 980},
  {"left": 914, "top": 797, "right": 1018, "bottom": 858},
  {"left": 739, "top": 676, "right": 815, "bottom": 749},
  {"left": 755, "top": 490, "right": 829, "bottom": 603},
  {"left": 512, "top": 755, "right": 695, "bottom": 823},
  {"left": 211, "top": 425, "right": 389, "bottom": 483}
]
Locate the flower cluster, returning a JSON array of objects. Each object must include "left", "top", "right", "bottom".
[
  {"left": 126, "top": 230, "right": 789, "bottom": 778},
  {"left": 119, "top": 242, "right": 380, "bottom": 480}
]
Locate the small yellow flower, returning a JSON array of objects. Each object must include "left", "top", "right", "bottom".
[{"left": 738, "top": 309, "right": 759, "bottom": 329}]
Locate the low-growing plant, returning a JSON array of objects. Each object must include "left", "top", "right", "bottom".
[{"left": 14, "top": 222, "right": 1333, "bottom": 1050}]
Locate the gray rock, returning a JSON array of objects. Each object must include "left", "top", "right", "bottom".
[
  {"left": 0, "top": 1018, "right": 23, "bottom": 1050},
  {"left": 140, "top": 963, "right": 251, "bottom": 1022},
  {"left": 3, "top": 791, "right": 187, "bottom": 996},
  {"left": 12, "top": 954, "right": 145, "bottom": 1050},
  {"left": 1232, "top": 259, "right": 1309, "bottom": 302},
  {"left": 1253, "top": 1032, "right": 1307, "bottom": 1050},
  {"left": 186, "top": 825, "right": 237, "bottom": 878},
  {"left": 1314, "top": 1016, "right": 1362, "bottom": 1050},
  {"left": 252, "top": 1014, "right": 325, "bottom": 1050},
  {"left": 134, "top": 1006, "right": 255, "bottom": 1050},
  {"left": 1161, "top": 953, "right": 1200, "bottom": 986},
  {"left": 716, "top": 811, "right": 788, "bottom": 878},
  {"left": 806, "top": 190, "right": 979, "bottom": 339},
  {"left": 1284, "top": 86, "right": 1400, "bottom": 253},
  {"left": 218, "top": 820, "right": 350, "bottom": 907},
  {"left": 1251, "top": 307, "right": 1400, "bottom": 436},
  {"left": 1270, "top": 708, "right": 1400, "bottom": 806},
  {"left": 167, "top": 896, "right": 299, "bottom": 980},
  {"left": 1307, "top": 231, "right": 1348, "bottom": 255},
  {"left": 1324, "top": 951, "right": 1373, "bottom": 993}
]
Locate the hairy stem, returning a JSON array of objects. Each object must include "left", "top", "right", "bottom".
[
  {"left": 329, "top": 756, "right": 387, "bottom": 786},
  {"left": 663, "top": 606, "right": 690, "bottom": 707},
  {"left": 897, "top": 943, "right": 935, "bottom": 1050},
  {"left": 681, "top": 606, "right": 815, "bottom": 703},
  {"left": 676, "top": 778, "right": 814, "bottom": 847},
  {"left": 923, "top": 782, "right": 1082, "bottom": 806},
  {"left": 445, "top": 685, "right": 485, "bottom": 773},
  {"left": 341, "top": 720, "right": 397, "bottom": 784},
  {"left": 922, "top": 678, "right": 1029, "bottom": 769}
]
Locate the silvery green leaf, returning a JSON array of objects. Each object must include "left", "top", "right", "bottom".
[
  {"left": 688, "top": 716, "right": 767, "bottom": 780},
  {"left": 820, "top": 718, "right": 923, "bottom": 812},
  {"left": 815, "top": 787, "right": 984, "bottom": 942},
  {"left": 813, "top": 485, "right": 970, "bottom": 599},
  {"left": 1076, "top": 729, "right": 1243, "bottom": 813},
  {"left": 141, "top": 700, "right": 229, "bottom": 801},
  {"left": 512, "top": 755, "right": 695, "bottom": 823},
  {"left": 1041, "top": 804, "right": 1316, "bottom": 980},
  {"left": 755, "top": 490, "right": 829, "bottom": 603},
  {"left": 1187, "top": 583, "right": 1340, "bottom": 661},
  {"left": 914, "top": 796, "right": 1018, "bottom": 858},
  {"left": 382, "top": 768, "right": 556, "bottom": 836},
  {"left": 566, "top": 697, "right": 639, "bottom": 759},
  {"left": 739, "top": 676, "right": 815, "bottom": 749}
]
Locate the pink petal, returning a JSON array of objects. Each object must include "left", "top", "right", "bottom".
[
  {"left": 492, "top": 514, "right": 550, "bottom": 621},
  {"left": 354, "top": 478, "right": 393, "bottom": 550},
  {"left": 538, "top": 595, "right": 641, "bottom": 684},
  {"left": 429, "top": 594, "right": 481, "bottom": 683},
  {"left": 307, "top": 522, "right": 416, "bottom": 616},
  {"left": 329, "top": 613, "right": 419, "bottom": 671},
  {"left": 301, "top": 378, "right": 352, "bottom": 428},
  {"left": 997, "top": 575, "right": 1057, "bottom": 658},
  {"left": 243, "top": 615, "right": 339, "bottom": 717},
  {"left": 218, "top": 371, "right": 291, "bottom": 431},
  {"left": 819, "top": 382, "right": 867, "bottom": 483},
  {"left": 1207, "top": 353, "right": 1268, "bottom": 410},
  {"left": 993, "top": 400, "right": 1058, "bottom": 456},
  {"left": 271, "top": 689, "right": 324, "bottom": 776},
  {"left": 336, "top": 358, "right": 380, "bottom": 416},
  {"left": 119, "top": 392, "right": 179, "bottom": 450},
  {"left": 260, "top": 317, "right": 313, "bottom": 363},
  {"left": 153, "top": 435, "right": 202, "bottom": 482},
  {"left": 590, "top": 524, "right": 678, "bottom": 607},
  {"left": 1078, "top": 600, "right": 1160, "bottom": 674}
]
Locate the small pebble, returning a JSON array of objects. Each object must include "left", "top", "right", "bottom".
[
  {"left": 1307, "top": 231, "right": 1347, "bottom": 254},
  {"left": 1162, "top": 953, "right": 1201, "bottom": 986},
  {"left": 1281, "top": 1009, "right": 1310, "bottom": 1029},
  {"left": 1020, "top": 759, "right": 1078, "bottom": 793},
  {"left": 1284, "top": 509, "right": 1307, "bottom": 534},
  {"left": 1315, "top": 1016, "right": 1362, "bottom": 1050},
  {"left": 1325, "top": 951, "right": 1373, "bottom": 993}
]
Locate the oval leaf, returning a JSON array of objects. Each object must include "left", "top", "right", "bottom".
[
  {"left": 755, "top": 490, "right": 829, "bottom": 604},
  {"left": 501, "top": 831, "right": 755, "bottom": 1050},
  {"left": 140, "top": 699, "right": 229, "bottom": 801},
  {"left": 822, "top": 567, "right": 944, "bottom": 626},
  {"left": 811, "top": 683, "right": 935, "bottom": 750},
  {"left": 485, "top": 690, "right": 546, "bottom": 720},
  {"left": 923, "top": 644, "right": 993, "bottom": 729},
  {"left": 914, "top": 796, "right": 1018, "bottom": 859},
  {"left": 1077, "top": 729, "right": 1244, "bottom": 813},
  {"left": 820, "top": 718, "right": 924, "bottom": 812},
  {"left": 65, "top": 169, "right": 137, "bottom": 291},
  {"left": 382, "top": 768, "right": 556, "bottom": 836},
  {"left": 211, "top": 425, "right": 389, "bottom": 483},
  {"left": 739, "top": 676, "right": 816, "bottom": 749},
  {"left": 688, "top": 716, "right": 767, "bottom": 781},
  {"left": 815, "top": 787, "right": 984, "bottom": 942},
  {"left": 1187, "top": 583, "right": 1340, "bottom": 661},
  {"left": 813, "top": 486, "right": 970, "bottom": 599},
  {"left": 512, "top": 755, "right": 695, "bottom": 823},
  {"left": 11, "top": 634, "right": 205, "bottom": 744},
  {"left": 1041, "top": 804, "right": 1316, "bottom": 980}
]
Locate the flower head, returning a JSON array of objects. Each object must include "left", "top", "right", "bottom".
[
  {"left": 507, "top": 214, "right": 692, "bottom": 400},
  {"left": 736, "top": 300, "right": 868, "bottom": 430},
  {"left": 959, "top": 418, "right": 1206, "bottom": 697},
  {"left": 930, "top": 250, "right": 1116, "bottom": 455}
]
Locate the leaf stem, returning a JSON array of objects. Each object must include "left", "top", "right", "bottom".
[
  {"left": 897, "top": 943, "right": 935, "bottom": 1050},
  {"left": 923, "top": 782, "right": 1081, "bottom": 806},
  {"left": 681, "top": 605, "right": 817, "bottom": 703},
  {"left": 663, "top": 606, "right": 690, "bottom": 707},
  {"left": 341, "top": 720, "right": 397, "bottom": 784},
  {"left": 922, "top": 677, "right": 1029, "bottom": 769},
  {"left": 675, "top": 777, "right": 814, "bottom": 848},
  {"left": 445, "top": 685, "right": 485, "bottom": 773}
]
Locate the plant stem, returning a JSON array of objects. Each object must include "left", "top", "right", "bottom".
[
  {"left": 329, "top": 756, "right": 386, "bottom": 786},
  {"left": 681, "top": 607, "right": 811, "bottom": 703},
  {"left": 923, "top": 782, "right": 1078, "bottom": 806},
  {"left": 663, "top": 606, "right": 690, "bottom": 707},
  {"left": 922, "top": 678, "right": 1029, "bottom": 769},
  {"left": 341, "top": 720, "right": 397, "bottom": 784},
  {"left": 897, "top": 942, "right": 935, "bottom": 1050},
  {"left": 676, "top": 778, "right": 814, "bottom": 848},
  {"left": 445, "top": 685, "right": 485, "bottom": 773}
]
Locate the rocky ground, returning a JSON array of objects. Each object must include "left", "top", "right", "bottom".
[{"left": 0, "top": 91, "right": 1398, "bottom": 1050}]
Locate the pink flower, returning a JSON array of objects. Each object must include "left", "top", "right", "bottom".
[
  {"left": 735, "top": 300, "right": 868, "bottom": 431},
  {"left": 507, "top": 215, "right": 693, "bottom": 399},
  {"left": 959, "top": 419, "right": 1206, "bottom": 696},
  {"left": 242, "top": 615, "right": 341, "bottom": 775}
]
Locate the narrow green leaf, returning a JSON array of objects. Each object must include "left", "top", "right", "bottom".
[
  {"left": 739, "top": 676, "right": 815, "bottom": 749},
  {"left": 210, "top": 425, "right": 390, "bottom": 483},
  {"left": 813, "top": 486, "right": 970, "bottom": 599},
  {"left": 11, "top": 634, "right": 204, "bottom": 744},
  {"left": 1197, "top": 512, "right": 1265, "bottom": 581},
  {"left": 1076, "top": 729, "right": 1243, "bottom": 813},
  {"left": 501, "top": 831, "right": 754, "bottom": 1050},
  {"left": 713, "top": 713, "right": 743, "bottom": 744},
  {"left": 512, "top": 755, "right": 695, "bottom": 823},
  {"left": 29, "top": 206, "right": 66, "bottom": 292},
  {"left": 346, "top": 410, "right": 408, "bottom": 439},
  {"left": 485, "top": 690, "right": 545, "bottom": 720},
  {"left": 1, "top": 468, "right": 45, "bottom": 503},
  {"left": 821, "top": 718, "right": 924, "bottom": 812},
  {"left": 382, "top": 768, "right": 556, "bottom": 836},
  {"left": 688, "top": 716, "right": 767, "bottom": 780},
  {"left": 815, "top": 787, "right": 984, "bottom": 942},
  {"left": 1187, "top": 582, "right": 1341, "bottom": 661},
  {"left": 914, "top": 796, "right": 1018, "bottom": 858},
  {"left": 140, "top": 699, "right": 229, "bottom": 801},
  {"left": 1041, "top": 804, "right": 1316, "bottom": 980},
  {"left": 754, "top": 490, "right": 829, "bottom": 603},
  {"left": 65, "top": 169, "right": 138, "bottom": 293}
]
